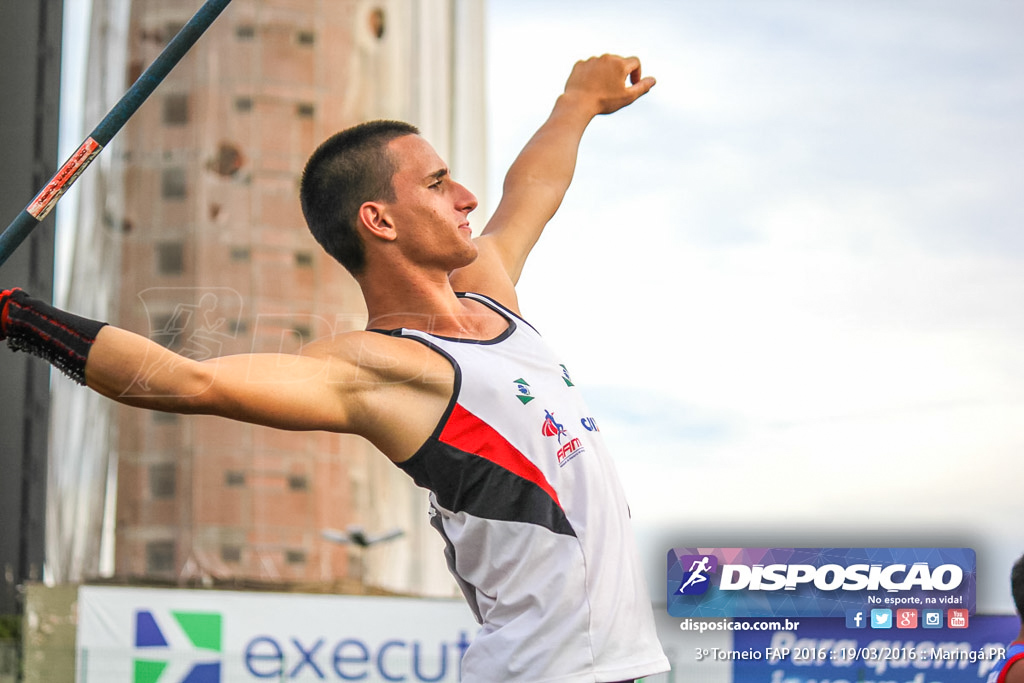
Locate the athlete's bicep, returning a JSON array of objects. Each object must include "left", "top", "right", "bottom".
[
  {"left": 191, "top": 352, "right": 358, "bottom": 431},
  {"left": 88, "top": 326, "right": 364, "bottom": 433},
  {"left": 200, "top": 331, "right": 436, "bottom": 434}
]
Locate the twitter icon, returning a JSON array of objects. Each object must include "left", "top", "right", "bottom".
[{"left": 871, "top": 609, "right": 893, "bottom": 629}]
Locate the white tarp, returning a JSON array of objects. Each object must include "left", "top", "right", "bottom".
[
  {"left": 76, "top": 586, "right": 481, "bottom": 683},
  {"left": 47, "top": 0, "right": 131, "bottom": 585}
]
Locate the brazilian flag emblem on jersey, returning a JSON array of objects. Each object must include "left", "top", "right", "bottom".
[{"left": 514, "top": 378, "right": 535, "bottom": 404}]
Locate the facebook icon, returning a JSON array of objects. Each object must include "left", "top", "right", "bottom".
[{"left": 846, "top": 610, "right": 867, "bottom": 629}]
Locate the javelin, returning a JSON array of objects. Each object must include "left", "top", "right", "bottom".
[{"left": 0, "top": 0, "right": 234, "bottom": 269}]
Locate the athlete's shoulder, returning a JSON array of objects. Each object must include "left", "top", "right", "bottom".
[
  {"left": 296, "top": 328, "right": 455, "bottom": 461},
  {"left": 301, "top": 328, "right": 453, "bottom": 387},
  {"left": 1005, "top": 643, "right": 1024, "bottom": 683},
  {"left": 991, "top": 642, "right": 1024, "bottom": 683}
]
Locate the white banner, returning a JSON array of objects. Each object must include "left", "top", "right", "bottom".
[{"left": 76, "top": 585, "right": 481, "bottom": 683}]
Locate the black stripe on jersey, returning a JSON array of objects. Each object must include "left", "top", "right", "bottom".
[{"left": 398, "top": 440, "right": 577, "bottom": 538}]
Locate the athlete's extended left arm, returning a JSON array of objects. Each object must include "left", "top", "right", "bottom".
[{"left": 475, "top": 54, "right": 655, "bottom": 284}]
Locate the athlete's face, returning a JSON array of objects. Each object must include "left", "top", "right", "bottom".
[{"left": 383, "top": 134, "right": 479, "bottom": 270}]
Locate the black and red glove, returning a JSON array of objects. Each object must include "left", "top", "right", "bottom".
[
  {"left": 0, "top": 288, "right": 19, "bottom": 342},
  {"left": 1, "top": 288, "right": 107, "bottom": 384}
]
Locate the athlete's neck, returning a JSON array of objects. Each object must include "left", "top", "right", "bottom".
[{"left": 361, "top": 278, "right": 506, "bottom": 340}]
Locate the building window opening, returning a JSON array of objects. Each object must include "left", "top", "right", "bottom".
[
  {"left": 146, "top": 541, "right": 175, "bottom": 573},
  {"left": 156, "top": 242, "right": 185, "bottom": 276},
  {"left": 161, "top": 167, "right": 187, "bottom": 199},
  {"left": 163, "top": 93, "right": 189, "bottom": 125},
  {"left": 149, "top": 463, "right": 176, "bottom": 499}
]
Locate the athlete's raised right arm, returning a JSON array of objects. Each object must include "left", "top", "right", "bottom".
[{"left": 461, "top": 55, "right": 655, "bottom": 287}]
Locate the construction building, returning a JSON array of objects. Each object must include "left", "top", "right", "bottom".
[{"left": 50, "top": 0, "right": 486, "bottom": 597}]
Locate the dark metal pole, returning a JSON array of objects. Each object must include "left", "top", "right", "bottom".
[{"left": 0, "top": 0, "right": 234, "bottom": 269}]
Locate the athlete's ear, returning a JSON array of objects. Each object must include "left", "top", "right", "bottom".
[{"left": 358, "top": 201, "right": 397, "bottom": 242}]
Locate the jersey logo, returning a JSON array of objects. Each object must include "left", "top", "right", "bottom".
[
  {"left": 541, "top": 410, "right": 567, "bottom": 440},
  {"left": 559, "top": 364, "right": 575, "bottom": 387},
  {"left": 513, "top": 378, "right": 535, "bottom": 404},
  {"left": 542, "top": 410, "right": 585, "bottom": 467}
]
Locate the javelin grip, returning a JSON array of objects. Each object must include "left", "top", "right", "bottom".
[{"left": 0, "top": 0, "right": 233, "bottom": 269}]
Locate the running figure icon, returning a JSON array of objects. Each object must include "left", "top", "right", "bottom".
[{"left": 679, "top": 556, "right": 713, "bottom": 593}]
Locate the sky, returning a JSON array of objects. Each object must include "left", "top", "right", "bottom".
[
  {"left": 53, "top": 0, "right": 1022, "bottom": 613},
  {"left": 485, "top": 0, "right": 1024, "bottom": 612}
]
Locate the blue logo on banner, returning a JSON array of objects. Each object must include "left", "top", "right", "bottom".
[
  {"left": 133, "top": 609, "right": 222, "bottom": 683},
  {"left": 845, "top": 610, "right": 866, "bottom": 629},
  {"left": 667, "top": 547, "right": 976, "bottom": 618}
]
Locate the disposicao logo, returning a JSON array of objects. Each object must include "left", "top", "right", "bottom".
[
  {"left": 675, "top": 554, "right": 719, "bottom": 595},
  {"left": 667, "top": 548, "right": 976, "bottom": 619},
  {"left": 134, "top": 609, "right": 222, "bottom": 683}
]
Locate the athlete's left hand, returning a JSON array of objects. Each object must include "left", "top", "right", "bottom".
[{"left": 562, "top": 54, "right": 656, "bottom": 117}]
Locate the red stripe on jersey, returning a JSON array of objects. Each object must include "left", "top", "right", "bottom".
[
  {"left": 997, "top": 644, "right": 1024, "bottom": 683},
  {"left": 440, "top": 402, "right": 563, "bottom": 509}
]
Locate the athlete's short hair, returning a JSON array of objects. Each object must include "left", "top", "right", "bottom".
[
  {"left": 1012, "top": 553, "right": 1024, "bottom": 619},
  {"left": 300, "top": 120, "right": 420, "bottom": 275}
]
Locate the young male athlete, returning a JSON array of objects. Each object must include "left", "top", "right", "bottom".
[
  {"left": 1, "top": 54, "right": 669, "bottom": 681},
  {"left": 989, "top": 554, "right": 1024, "bottom": 683}
]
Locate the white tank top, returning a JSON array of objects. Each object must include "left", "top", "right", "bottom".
[{"left": 385, "top": 292, "right": 669, "bottom": 683}]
